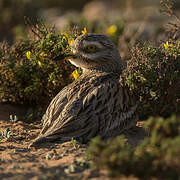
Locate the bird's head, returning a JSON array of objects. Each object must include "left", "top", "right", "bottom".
[{"left": 54, "top": 33, "right": 123, "bottom": 74}]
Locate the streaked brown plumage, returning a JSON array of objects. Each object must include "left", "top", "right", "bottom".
[{"left": 30, "top": 33, "right": 140, "bottom": 147}]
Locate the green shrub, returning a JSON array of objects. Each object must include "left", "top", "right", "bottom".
[
  {"left": 0, "top": 18, "right": 125, "bottom": 106},
  {"left": 121, "top": 0, "right": 180, "bottom": 120},
  {"left": 0, "top": 23, "right": 77, "bottom": 105},
  {"left": 87, "top": 115, "right": 180, "bottom": 179},
  {"left": 123, "top": 39, "right": 180, "bottom": 119}
]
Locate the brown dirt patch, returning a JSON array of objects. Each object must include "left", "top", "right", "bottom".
[
  {"left": 0, "top": 103, "right": 141, "bottom": 180},
  {"left": 0, "top": 103, "right": 110, "bottom": 180}
]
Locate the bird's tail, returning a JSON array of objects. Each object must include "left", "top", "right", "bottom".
[
  {"left": 29, "top": 133, "right": 71, "bottom": 148},
  {"left": 28, "top": 136, "right": 48, "bottom": 148}
]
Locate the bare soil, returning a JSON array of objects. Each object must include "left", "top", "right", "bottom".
[
  {"left": 0, "top": 103, "right": 112, "bottom": 180},
  {"left": 0, "top": 103, "right": 141, "bottom": 180}
]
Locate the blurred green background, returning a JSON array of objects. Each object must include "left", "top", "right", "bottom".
[{"left": 0, "top": 0, "right": 180, "bottom": 43}]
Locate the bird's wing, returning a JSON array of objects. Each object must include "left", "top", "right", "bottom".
[
  {"left": 40, "top": 78, "right": 138, "bottom": 141},
  {"left": 40, "top": 85, "right": 69, "bottom": 134}
]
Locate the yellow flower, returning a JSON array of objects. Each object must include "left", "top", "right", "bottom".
[
  {"left": 169, "top": 44, "right": 174, "bottom": 47},
  {"left": 107, "top": 25, "right": 117, "bottom": 36},
  {"left": 71, "top": 69, "right": 80, "bottom": 80},
  {"left": 68, "top": 38, "right": 74, "bottom": 46},
  {"left": 39, "top": 52, "right": 47, "bottom": 58},
  {"left": 26, "top": 51, "right": 31, "bottom": 60},
  {"left": 62, "top": 32, "right": 69, "bottom": 39},
  {"left": 38, "top": 61, "right": 42, "bottom": 67},
  {"left": 82, "top": 27, "right": 87, "bottom": 35},
  {"left": 163, "top": 41, "right": 173, "bottom": 49}
]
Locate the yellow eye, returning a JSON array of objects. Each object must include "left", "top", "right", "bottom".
[{"left": 85, "top": 45, "right": 97, "bottom": 53}]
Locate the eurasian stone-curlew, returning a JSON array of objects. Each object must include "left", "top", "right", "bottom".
[{"left": 30, "top": 33, "right": 142, "bottom": 147}]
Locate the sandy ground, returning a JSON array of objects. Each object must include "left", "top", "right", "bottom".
[
  {"left": 0, "top": 103, "right": 142, "bottom": 180},
  {"left": 0, "top": 103, "right": 112, "bottom": 180}
]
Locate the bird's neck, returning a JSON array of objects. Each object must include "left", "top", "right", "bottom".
[
  {"left": 82, "top": 68, "right": 121, "bottom": 79},
  {"left": 82, "top": 66, "right": 122, "bottom": 77}
]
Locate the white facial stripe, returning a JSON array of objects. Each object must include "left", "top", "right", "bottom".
[
  {"left": 83, "top": 41, "right": 103, "bottom": 48},
  {"left": 69, "top": 60, "right": 80, "bottom": 67},
  {"left": 82, "top": 52, "right": 99, "bottom": 59},
  {"left": 69, "top": 59, "right": 90, "bottom": 68}
]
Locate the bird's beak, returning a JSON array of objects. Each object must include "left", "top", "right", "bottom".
[{"left": 53, "top": 54, "right": 74, "bottom": 61}]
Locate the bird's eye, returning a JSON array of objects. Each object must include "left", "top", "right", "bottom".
[{"left": 85, "top": 45, "right": 97, "bottom": 53}]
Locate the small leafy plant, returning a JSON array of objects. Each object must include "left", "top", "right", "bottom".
[
  {"left": 70, "top": 137, "right": 80, "bottom": 149},
  {"left": 64, "top": 159, "right": 89, "bottom": 174},
  {"left": 87, "top": 115, "right": 180, "bottom": 179},
  {"left": 9, "top": 115, "right": 18, "bottom": 122},
  {"left": 0, "top": 128, "right": 12, "bottom": 139}
]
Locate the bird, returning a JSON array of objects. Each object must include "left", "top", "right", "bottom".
[{"left": 29, "top": 33, "right": 139, "bottom": 147}]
